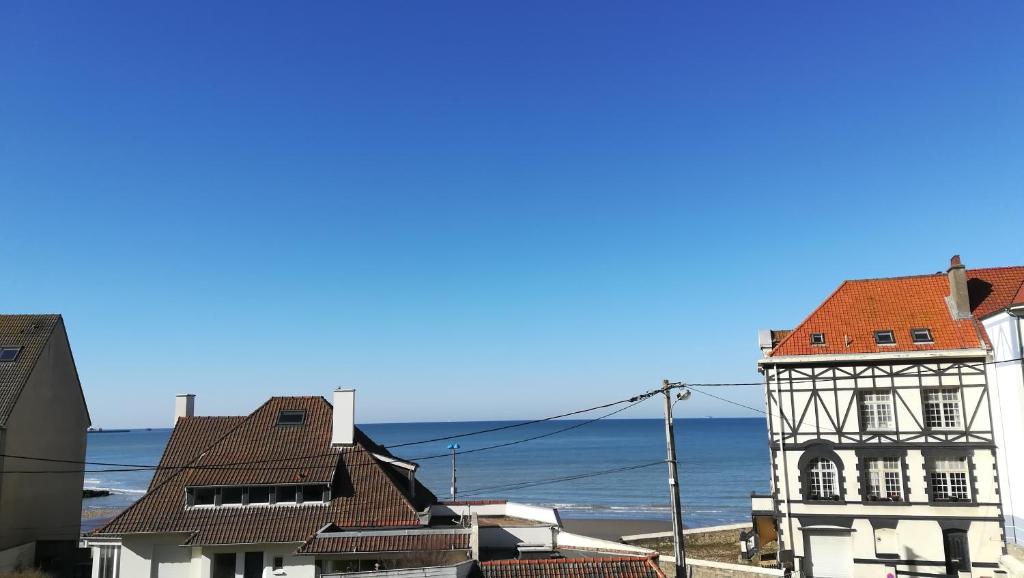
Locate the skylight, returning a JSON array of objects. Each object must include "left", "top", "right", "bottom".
[
  {"left": 874, "top": 330, "right": 896, "bottom": 345},
  {"left": 0, "top": 347, "right": 21, "bottom": 362},
  {"left": 277, "top": 410, "right": 306, "bottom": 426},
  {"left": 911, "top": 328, "right": 933, "bottom": 343},
  {"left": 810, "top": 333, "right": 825, "bottom": 345}
]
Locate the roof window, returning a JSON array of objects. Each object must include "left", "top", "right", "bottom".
[
  {"left": 874, "top": 330, "right": 896, "bottom": 345},
  {"left": 810, "top": 333, "right": 825, "bottom": 346},
  {"left": 0, "top": 347, "right": 22, "bottom": 362},
  {"left": 911, "top": 328, "right": 933, "bottom": 344},
  {"left": 277, "top": 410, "right": 306, "bottom": 426}
]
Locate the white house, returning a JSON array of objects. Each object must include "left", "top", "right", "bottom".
[
  {"left": 83, "top": 389, "right": 654, "bottom": 578},
  {"left": 973, "top": 267, "right": 1024, "bottom": 548},
  {"left": 755, "top": 257, "right": 1017, "bottom": 578},
  {"left": 85, "top": 390, "right": 473, "bottom": 578},
  {"left": 0, "top": 314, "right": 91, "bottom": 576}
]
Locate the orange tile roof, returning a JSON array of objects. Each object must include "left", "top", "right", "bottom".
[
  {"left": 968, "top": 266, "right": 1024, "bottom": 319},
  {"left": 480, "top": 557, "right": 665, "bottom": 578},
  {"left": 768, "top": 261, "right": 1024, "bottom": 358},
  {"left": 770, "top": 274, "right": 985, "bottom": 357}
]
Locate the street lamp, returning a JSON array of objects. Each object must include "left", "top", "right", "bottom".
[{"left": 447, "top": 443, "right": 460, "bottom": 500}]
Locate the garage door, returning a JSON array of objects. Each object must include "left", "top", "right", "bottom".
[{"left": 805, "top": 531, "right": 853, "bottom": 578}]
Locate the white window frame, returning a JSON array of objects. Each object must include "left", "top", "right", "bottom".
[
  {"left": 860, "top": 391, "right": 894, "bottom": 431},
  {"left": 924, "top": 388, "right": 962, "bottom": 430},
  {"left": 808, "top": 458, "right": 839, "bottom": 500},
  {"left": 865, "top": 457, "right": 903, "bottom": 501},
  {"left": 94, "top": 545, "right": 120, "bottom": 578},
  {"left": 929, "top": 457, "right": 971, "bottom": 502}
]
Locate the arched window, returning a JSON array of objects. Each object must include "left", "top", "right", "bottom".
[{"left": 807, "top": 458, "right": 839, "bottom": 500}]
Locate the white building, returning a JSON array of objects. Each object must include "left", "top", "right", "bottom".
[
  {"left": 0, "top": 314, "right": 91, "bottom": 576},
  {"left": 84, "top": 390, "right": 471, "bottom": 578},
  {"left": 974, "top": 268, "right": 1024, "bottom": 547},
  {"left": 755, "top": 257, "right": 1021, "bottom": 578}
]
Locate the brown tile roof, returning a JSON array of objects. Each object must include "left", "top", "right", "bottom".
[
  {"left": 0, "top": 314, "right": 62, "bottom": 425},
  {"left": 298, "top": 531, "right": 470, "bottom": 554},
  {"left": 479, "top": 557, "right": 665, "bottom": 578},
  {"left": 968, "top": 266, "right": 1024, "bottom": 319},
  {"left": 93, "top": 396, "right": 435, "bottom": 546},
  {"left": 148, "top": 416, "right": 245, "bottom": 489}
]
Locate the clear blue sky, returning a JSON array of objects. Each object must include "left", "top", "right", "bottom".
[{"left": 2, "top": 2, "right": 1022, "bottom": 428}]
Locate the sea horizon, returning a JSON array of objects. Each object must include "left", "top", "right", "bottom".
[{"left": 83, "top": 417, "right": 770, "bottom": 531}]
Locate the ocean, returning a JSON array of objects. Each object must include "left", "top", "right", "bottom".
[{"left": 83, "top": 418, "right": 769, "bottom": 529}]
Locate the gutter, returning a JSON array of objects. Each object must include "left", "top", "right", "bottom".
[{"left": 760, "top": 348, "right": 988, "bottom": 365}]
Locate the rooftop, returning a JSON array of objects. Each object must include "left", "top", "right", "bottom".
[
  {"left": 92, "top": 395, "right": 438, "bottom": 546},
  {"left": 767, "top": 261, "right": 1024, "bottom": 358}
]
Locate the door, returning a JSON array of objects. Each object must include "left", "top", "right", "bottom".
[
  {"left": 244, "top": 552, "right": 264, "bottom": 578},
  {"left": 804, "top": 530, "right": 853, "bottom": 578},
  {"left": 943, "top": 529, "right": 971, "bottom": 575},
  {"left": 212, "top": 553, "right": 236, "bottom": 578}
]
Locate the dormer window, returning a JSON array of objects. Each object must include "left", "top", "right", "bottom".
[
  {"left": 277, "top": 410, "right": 306, "bottom": 426},
  {"left": 874, "top": 330, "right": 896, "bottom": 345},
  {"left": 911, "top": 328, "right": 933, "bottom": 343},
  {"left": 0, "top": 347, "right": 21, "bottom": 362},
  {"left": 810, "top": 333, "right": 825, "bottom": 346}
]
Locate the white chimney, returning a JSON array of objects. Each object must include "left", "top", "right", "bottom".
[
  {"left": 332, "top": 388, "right": 355, "bottom": 446},
  {"left": 174, "top": 394, "right": 195, "bottom": 424}
]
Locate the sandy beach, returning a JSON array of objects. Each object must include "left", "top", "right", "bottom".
[{"left": 560, "top": 518, "right": 672, "bottom": 541}]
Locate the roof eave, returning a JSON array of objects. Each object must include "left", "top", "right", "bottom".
[{"left": 759, "top": 348, "right": 989, "bottom": 366}]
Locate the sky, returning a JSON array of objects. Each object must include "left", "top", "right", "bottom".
[{"left": 1, "top": 1, "right": 1022, "bottom": 428}]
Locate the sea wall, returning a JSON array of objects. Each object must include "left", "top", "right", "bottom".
[{"left": 660, "top": 556, "right": 785, "bottom": 578}]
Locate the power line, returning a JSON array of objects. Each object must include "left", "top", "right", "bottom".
[
  {"left": 0, "top": 392, "right": 660, "bottom": 474},
  {"left": 458, "top": 460, "right": 666, "bottom": 497}
]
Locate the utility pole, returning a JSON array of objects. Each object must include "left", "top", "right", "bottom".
[
  {"left": 662, "top": 379, "right": 688, "bottom": 578},
  {"left": 447, "top": 443, "right": 460, "bottom": 500}
]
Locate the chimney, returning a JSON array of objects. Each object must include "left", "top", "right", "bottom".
[
  {"left": 758, "top": 329, "right": 774, "bottom": 355},
  {"left": 946, "top": 255, "right": 971, "bottom": 319},
  {"left": 332, "top": 388, "right": 355, "bottom": 446},
  {"left": 174, "top": 394, "right": 195, "bottom": 424}
]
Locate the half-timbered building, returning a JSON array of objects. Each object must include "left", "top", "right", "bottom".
[{"left": 756, "top": 256, "right": 1013, "bottom": 578}]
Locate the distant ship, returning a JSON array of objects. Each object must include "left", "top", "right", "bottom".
[{"left": 87, "top": 427, "right": 130, "bottom": 434}]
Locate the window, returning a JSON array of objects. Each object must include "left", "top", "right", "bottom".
[
  {"left": 874, "top": 330, "right": 896, "bottom": 345},
  {"left": 248, "top": 486, "right": 271, "bottom": 504},
  {"left": 911, "top": 328, "right": 933, "bottom": 343},
  {"left": 924, "top": 389, "right": 962, "bottom": 429},
  {"left": 930, "top": 457, "right": 971, "bottom": 502},
  {"left": 810, "top": 333, "right": 825, "bottom": 345},
  {"left": 97, "top": 545, "right": 118, "bottom": 578},
  {"left": 273, "top": 557, "right": 284, "bottom": 570},
  {"left": 0, "top": 347, "right": 21, "bottom": 362},
  {"left": 860, "top": 391, "right": 894, "bottom": 430},
  {"left": 276, "top": 485, "right": 298, "bottom": 503},
  {"left": 300, "top": 484, "right": 326, "bottom": 503},
  {"left": 187, "top": 484, "right": 325, "bottom": 508},
  {"left": 221, "top": 487, "right": 243, "bottom": 505},
  {"left": 807, "top": 458, "right": 839, "bottom": 500},
  {"left": 866, "top": 457, "right": 903, "bottom": 501},
  {"left": 194, "top": 487, "right": 216, "bottom": 506},
  {"left": 277, "top": 410, "right": 305, "bottom": 425}
]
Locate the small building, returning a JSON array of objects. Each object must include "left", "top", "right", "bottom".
[
  {"left": 0, "top": 314, "right": 91, "bottom": 576},
  {"left": 755, "top": 257, "right": 1018, "bottom": 578}
]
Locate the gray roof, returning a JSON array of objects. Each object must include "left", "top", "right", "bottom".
[{"left": 0, "top": 314, "right": 61, "bottom": 426}]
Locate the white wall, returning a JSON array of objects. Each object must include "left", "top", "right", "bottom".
[{"left": 984, "top": 313, "right": 1024, "bottom": 546}]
